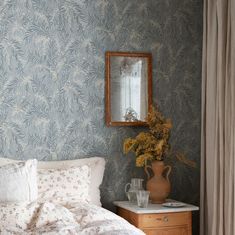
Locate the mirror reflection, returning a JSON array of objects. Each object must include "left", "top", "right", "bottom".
[
  {"left": 105, "top": 52, "right": 152, "bottom": 126},
  {"left": 110, "top": 56, "right": 148, "bottom": 122}
]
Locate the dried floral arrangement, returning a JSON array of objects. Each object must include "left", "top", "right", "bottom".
[{"left": 123, "top": 106, "right": 195, "bottom": 168}]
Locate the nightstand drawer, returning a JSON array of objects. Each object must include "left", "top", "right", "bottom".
[
  {"left": 115, "top": 201, "right": 198, "bottom": 235},
  {"left": 141, "top": 212, "right": 190, "bottom": 228}
]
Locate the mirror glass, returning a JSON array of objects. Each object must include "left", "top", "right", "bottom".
[{"left": 106, "top": 52, "right": 152, "bottom": 126}]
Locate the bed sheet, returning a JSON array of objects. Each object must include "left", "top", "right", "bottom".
[{"left": 0, "top": 201, "right": 144, "bottom": 235}]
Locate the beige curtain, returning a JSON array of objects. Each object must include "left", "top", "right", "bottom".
[{"left": 201, "top": 0, "right": 235, "bottom": 234}]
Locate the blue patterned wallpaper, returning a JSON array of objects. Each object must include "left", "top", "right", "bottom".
[{"left": 0, "top": 0, "right": 202, "bottom": 233}]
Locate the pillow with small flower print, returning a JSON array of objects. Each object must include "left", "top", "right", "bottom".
[{"left": 37, "top": 165, "right": 91, "bottom": 204}]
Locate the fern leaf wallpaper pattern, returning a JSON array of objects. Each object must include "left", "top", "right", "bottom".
[{"left": 0, "top": 0, "right": 202, "bottom": 233}]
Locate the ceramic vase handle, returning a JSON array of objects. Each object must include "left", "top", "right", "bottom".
[
  {"left": 125, "top": 183, "right": 131, "bottom": 193},
  {"left": 144, "top": 165, "right": 152, "bottom": 179},
  {"left": 164, "top": 165, "right": 172, "bottom": 182}
]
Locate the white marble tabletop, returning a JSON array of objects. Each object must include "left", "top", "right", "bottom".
[{"left": 113, "top": 199, "right": 199, "bottom": 214}]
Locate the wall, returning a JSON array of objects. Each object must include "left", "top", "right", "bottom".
[{"left": 0, "top": 0, "right": 202, "bottom": 233}]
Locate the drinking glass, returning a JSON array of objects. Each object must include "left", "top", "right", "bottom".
[{"left": 137, "top": 190, "right": 150, "bottom": 208}]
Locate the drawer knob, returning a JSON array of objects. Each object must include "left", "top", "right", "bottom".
[
  {"left": 155, "top": 216, "right": 168, "bottom": 222},
  {"left": 163, "top": 216, "right": 168, "bottom": 222}
]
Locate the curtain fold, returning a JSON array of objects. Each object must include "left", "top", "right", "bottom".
[{"left": 201, "top": 0, "right": 235, "bottom": 234}]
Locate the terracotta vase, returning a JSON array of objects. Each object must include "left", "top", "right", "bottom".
[{"left": 145, "top": 161, "right": 171, "bottom": 204}]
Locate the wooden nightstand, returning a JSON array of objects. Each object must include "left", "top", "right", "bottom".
[{"left": 114, "top": 200, "right": 199, "bottom": 235}]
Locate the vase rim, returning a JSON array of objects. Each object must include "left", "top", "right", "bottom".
[{"left": 151, "top": 160, "right": 164, "bottom": 165}]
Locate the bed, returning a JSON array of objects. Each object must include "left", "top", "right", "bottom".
[{"left": 0, "top": 157, "right": 144, "bottom": 235}]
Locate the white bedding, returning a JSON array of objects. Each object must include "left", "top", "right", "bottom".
[
  {"left": 0, "top": 201, "right": 144, "bottom": 235},
  {"left": 0, "top": 157, "right": 105, "bottom": 206}
]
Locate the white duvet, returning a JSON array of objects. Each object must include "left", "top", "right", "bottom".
[{"left": 0, "top": 201, "right": 144, "bottom": 235}]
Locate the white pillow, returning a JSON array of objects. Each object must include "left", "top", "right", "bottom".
[
  {"left": 0, "top": 159, "right": 38, "bottom": 202},
  {"left": 37, "top": 165, "right": 91, "bottom": 204},
  {"left": 0, "top": 157, "right": 106, "bottom": 206}
]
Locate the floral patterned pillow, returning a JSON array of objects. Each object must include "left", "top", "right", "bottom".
[{"left": 37, "top": 165, "right": 91, "bottom": 204}]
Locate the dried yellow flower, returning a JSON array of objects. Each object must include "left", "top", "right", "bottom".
[
  {"left": 136, "top": 153, "right": 154, "bottom": 167},
  {"left": 123, "top": 138, "right": 137, "bottom": 154},
  {"left": 123, "top": 106, "right": 173, "bottom": 167},
  {"left": 123, "top": 105, "right": 195, "bottom": 168}
]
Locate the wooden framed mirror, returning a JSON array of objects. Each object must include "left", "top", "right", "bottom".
[{"left": 105, "top": 51, "right": 152, "bottom": 126}]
